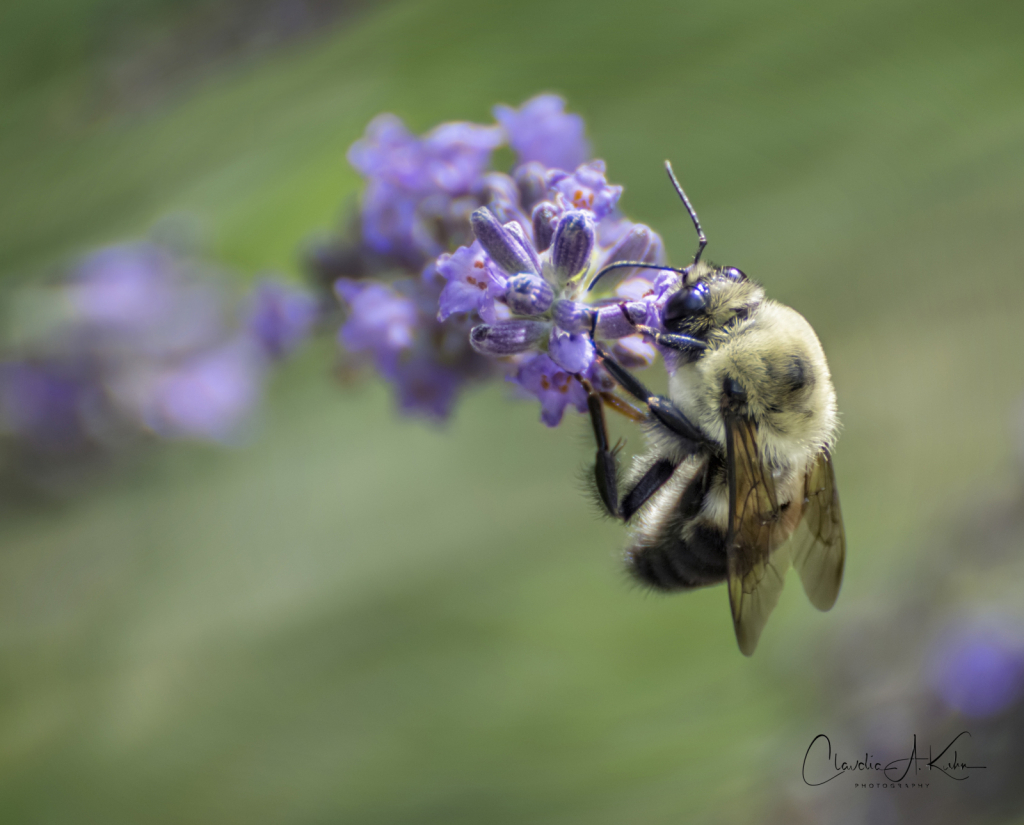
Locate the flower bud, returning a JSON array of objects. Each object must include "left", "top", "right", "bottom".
[
  {"left": 503, "top": 220, "right": 542, "bottom": 275},
  {"left": 552, "top": 299, "right": 594, "bottom": 334},
  {"left": 531, "top": 202, "right": 558, "bottom": 252},
  {"left": 506, "top": 273, "right": 554, "bottom": 316},
  {"left": 604, "top": 225, "right": 653, "bottom": 282},
  {"left": 514, "top": 162, "right": 548, "bottom": 211},
  {"left": 471, "top": 208, "right": 538, "bottom": 276},
  {"left": 469, "top": 319, "right": 548, "bottom": 356},
  {"left": 551, "top": 210, "right": 595, "bottom": 283}
]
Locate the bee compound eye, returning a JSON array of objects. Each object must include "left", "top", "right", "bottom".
[
  {"left": 663, "top": 282, "right": 710, "bottom": 330},
  {"left": 721, "top": 266, "right": 746, "bottom": 282},
  {"left": 723, "top": 377, "right": 747, "bottom": 403}
]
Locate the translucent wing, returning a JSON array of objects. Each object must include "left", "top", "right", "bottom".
[
  {"left": 724, "top": 417, "right": 804, "bottom": 656},
  {"left": 790, "top": 449, "right": 845, "bottom": 611}
]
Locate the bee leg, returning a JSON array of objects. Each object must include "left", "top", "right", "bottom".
[
  {"left": 581, "top": 378, "right": 679, "bottom": 521},
  {"left": 621, "top": 459, "right": 677, "bottom": 520},
  {"left": 631, "top": 324, "right": 706, "bottom": 355},
  {"left": 581, "top": 377, "right": 622, "bottom": 518},
  {"left": 593, "top": 343, "right": 706, "bottom": 447}
]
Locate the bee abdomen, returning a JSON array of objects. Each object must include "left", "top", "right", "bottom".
[{"left": 626, "top": 523, "right": 728, "bottom": 591}]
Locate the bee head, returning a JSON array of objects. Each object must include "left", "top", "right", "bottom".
[{"left": 662, "top": 262, "right": 764, "bottom": 340}]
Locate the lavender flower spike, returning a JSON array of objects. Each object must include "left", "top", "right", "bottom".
[{"left": 470, "top": 208, "right": 539, "bottom": 276}]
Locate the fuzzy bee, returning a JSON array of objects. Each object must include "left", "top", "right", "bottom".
[{"left": 582, "top": 162, "right": 845, "bottom": 655}]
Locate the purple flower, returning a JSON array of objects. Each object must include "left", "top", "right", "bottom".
[
  {"left": 335, "top": 101, "right": 678, "bottom": 428},
  {"left": 494, "top": 94, "right": 590, "bottom": 172},
  {"left": 435, "top": 241, "right": 508, "bottom": 324},
  {"left": 439, "top": 162, "right": 667, "bottom": 426},
  {"left": 245, "top": 280, "right": 319, "bottom": 360},
  {"left": 68, "top": 243, "right": 227, "bottom": 358},
  {"left": 927, "top": 615, "right": 1024, "bottom": 718},
  {"left": 335, "top": 276, "right": 498, "bottom": 420},
  {"left": 390, "top": 356, "right": 464, "bottom": 420},
  {"left": 0, "top": 362, "right": 91, "bottom": 450},
  {"left": 69, "top": 244, "right": 177, "bottom": 332},
  {"left": 548, "top": 328, "right": 595, "bottom": 373},
  {"left": 511, "top": 353, "right": 589, "bottom": 427},
  {"left": 347, "top": 114, "right": 503, "bottom": 265},
  {"left": 547, "top": 161, "right": 623, "bottom": 221},
  {"left": 0, "top": 241, "right": 280, "bottom": 458},
  {"left": 134, "top": 339, "right": 264, "bottom": 443},
  {"left": 335, "top": 279, "right": 419, "bottom": 373},
  {"left": 505, "top": 273, "right": 554, "bottom": 316}
]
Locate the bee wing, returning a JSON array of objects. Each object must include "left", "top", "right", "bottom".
[
  {"left": 790, "top": 449, "right": 846, "bottom": 611},
  {"left": 724, "top": 417, "right": 800, "bottom": 656}
]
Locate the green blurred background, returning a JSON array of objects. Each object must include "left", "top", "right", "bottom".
[{"left": 2, "top": 0, "right": 1023, "bottom": 822}]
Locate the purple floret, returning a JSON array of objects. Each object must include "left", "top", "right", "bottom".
[
  {"left": 390, "top": 356, "right": 465, "bottom": 420},
  {"left": 927, "top": 616, "right": 1024, "bottom": 718},
  {"left": 510, "top": 353, "right": 589, "bottom": 427},
  {"left": 140, "top": 339, "right": 264, "bottom": 443},
  {"left": 435, "top": 241, "right": 508, "bottom": 324},
  {"left": 0, "top": 362, "right": 91, "bottom": 450},
  {"left": 70, "top": 244, "right": 177, "bottom": 333},
  {"left": 547, "top": 161, "right": 623, "bottom": 222},
  {"left": 494, "top": 94, "right": 590, "bottom": 172},
  {"left": 347, "top": 114, "right": 503, "bottom": 265},
  {"left": 335, "top": 279, "right": 420, "bottom": 374},
  {"left": 246, "top": 280, "right": 319, "bottom": 360},
  {"left": 547, "top": 328, "right": 595, "bottom": 374}
]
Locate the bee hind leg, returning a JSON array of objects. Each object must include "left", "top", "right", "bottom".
[{"left": 581, "top": 378, "right": 677, "bottom": 521}]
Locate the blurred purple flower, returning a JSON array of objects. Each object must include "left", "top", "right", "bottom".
[
  {"left": 1, "top": 242, "right": 278, "bottom": 459},
  {"left": 245, "top": 280, "right": 319, "bottom": 360},
  {"left": 391, "top": 357, "right": 464, "bottom": 420},
  {"left": 335, "top": 277, "right": 495, "bottom": 420},
  {"left": 335, "top": 279, "right": 419, "bottom": 374},
  {"left": 0, "top": 362, "right": 91, "bottom": 450},
  {"left": 494, "top": 94, "right": 590, "bottom": 172},
  {"left": 927, "top": 615, "right": 1024, "bottom": 718},
  {"left": 137, "top": 340, "right": 264, "bottom": 443},
  {"left": 347, "top": 114, "right": 503, "bottom": 265},
  {"left": 68, "top": 243, "right": 226, "bottom": 358}
]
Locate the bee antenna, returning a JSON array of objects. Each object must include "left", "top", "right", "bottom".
[
  {"left": 587, "top": 261, "right": 691, "bottom": 293},
  {"left": 664, "top": 160, "right": 707, "bottom": 264}
]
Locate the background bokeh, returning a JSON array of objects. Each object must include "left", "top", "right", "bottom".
[{"left": 2, "top": 0, "right": 1024, "bottom": 822}]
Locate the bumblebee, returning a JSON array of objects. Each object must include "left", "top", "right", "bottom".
[{"left": 583, "top": 162, "right": 845, "bottom": 655}]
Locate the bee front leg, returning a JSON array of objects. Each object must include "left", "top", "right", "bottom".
[
  {"left": 580, "top": 378, "right": 679, "bottom": 521},
  {"left": 631, "top": 324, "right": 706, "bottom": 355}
]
